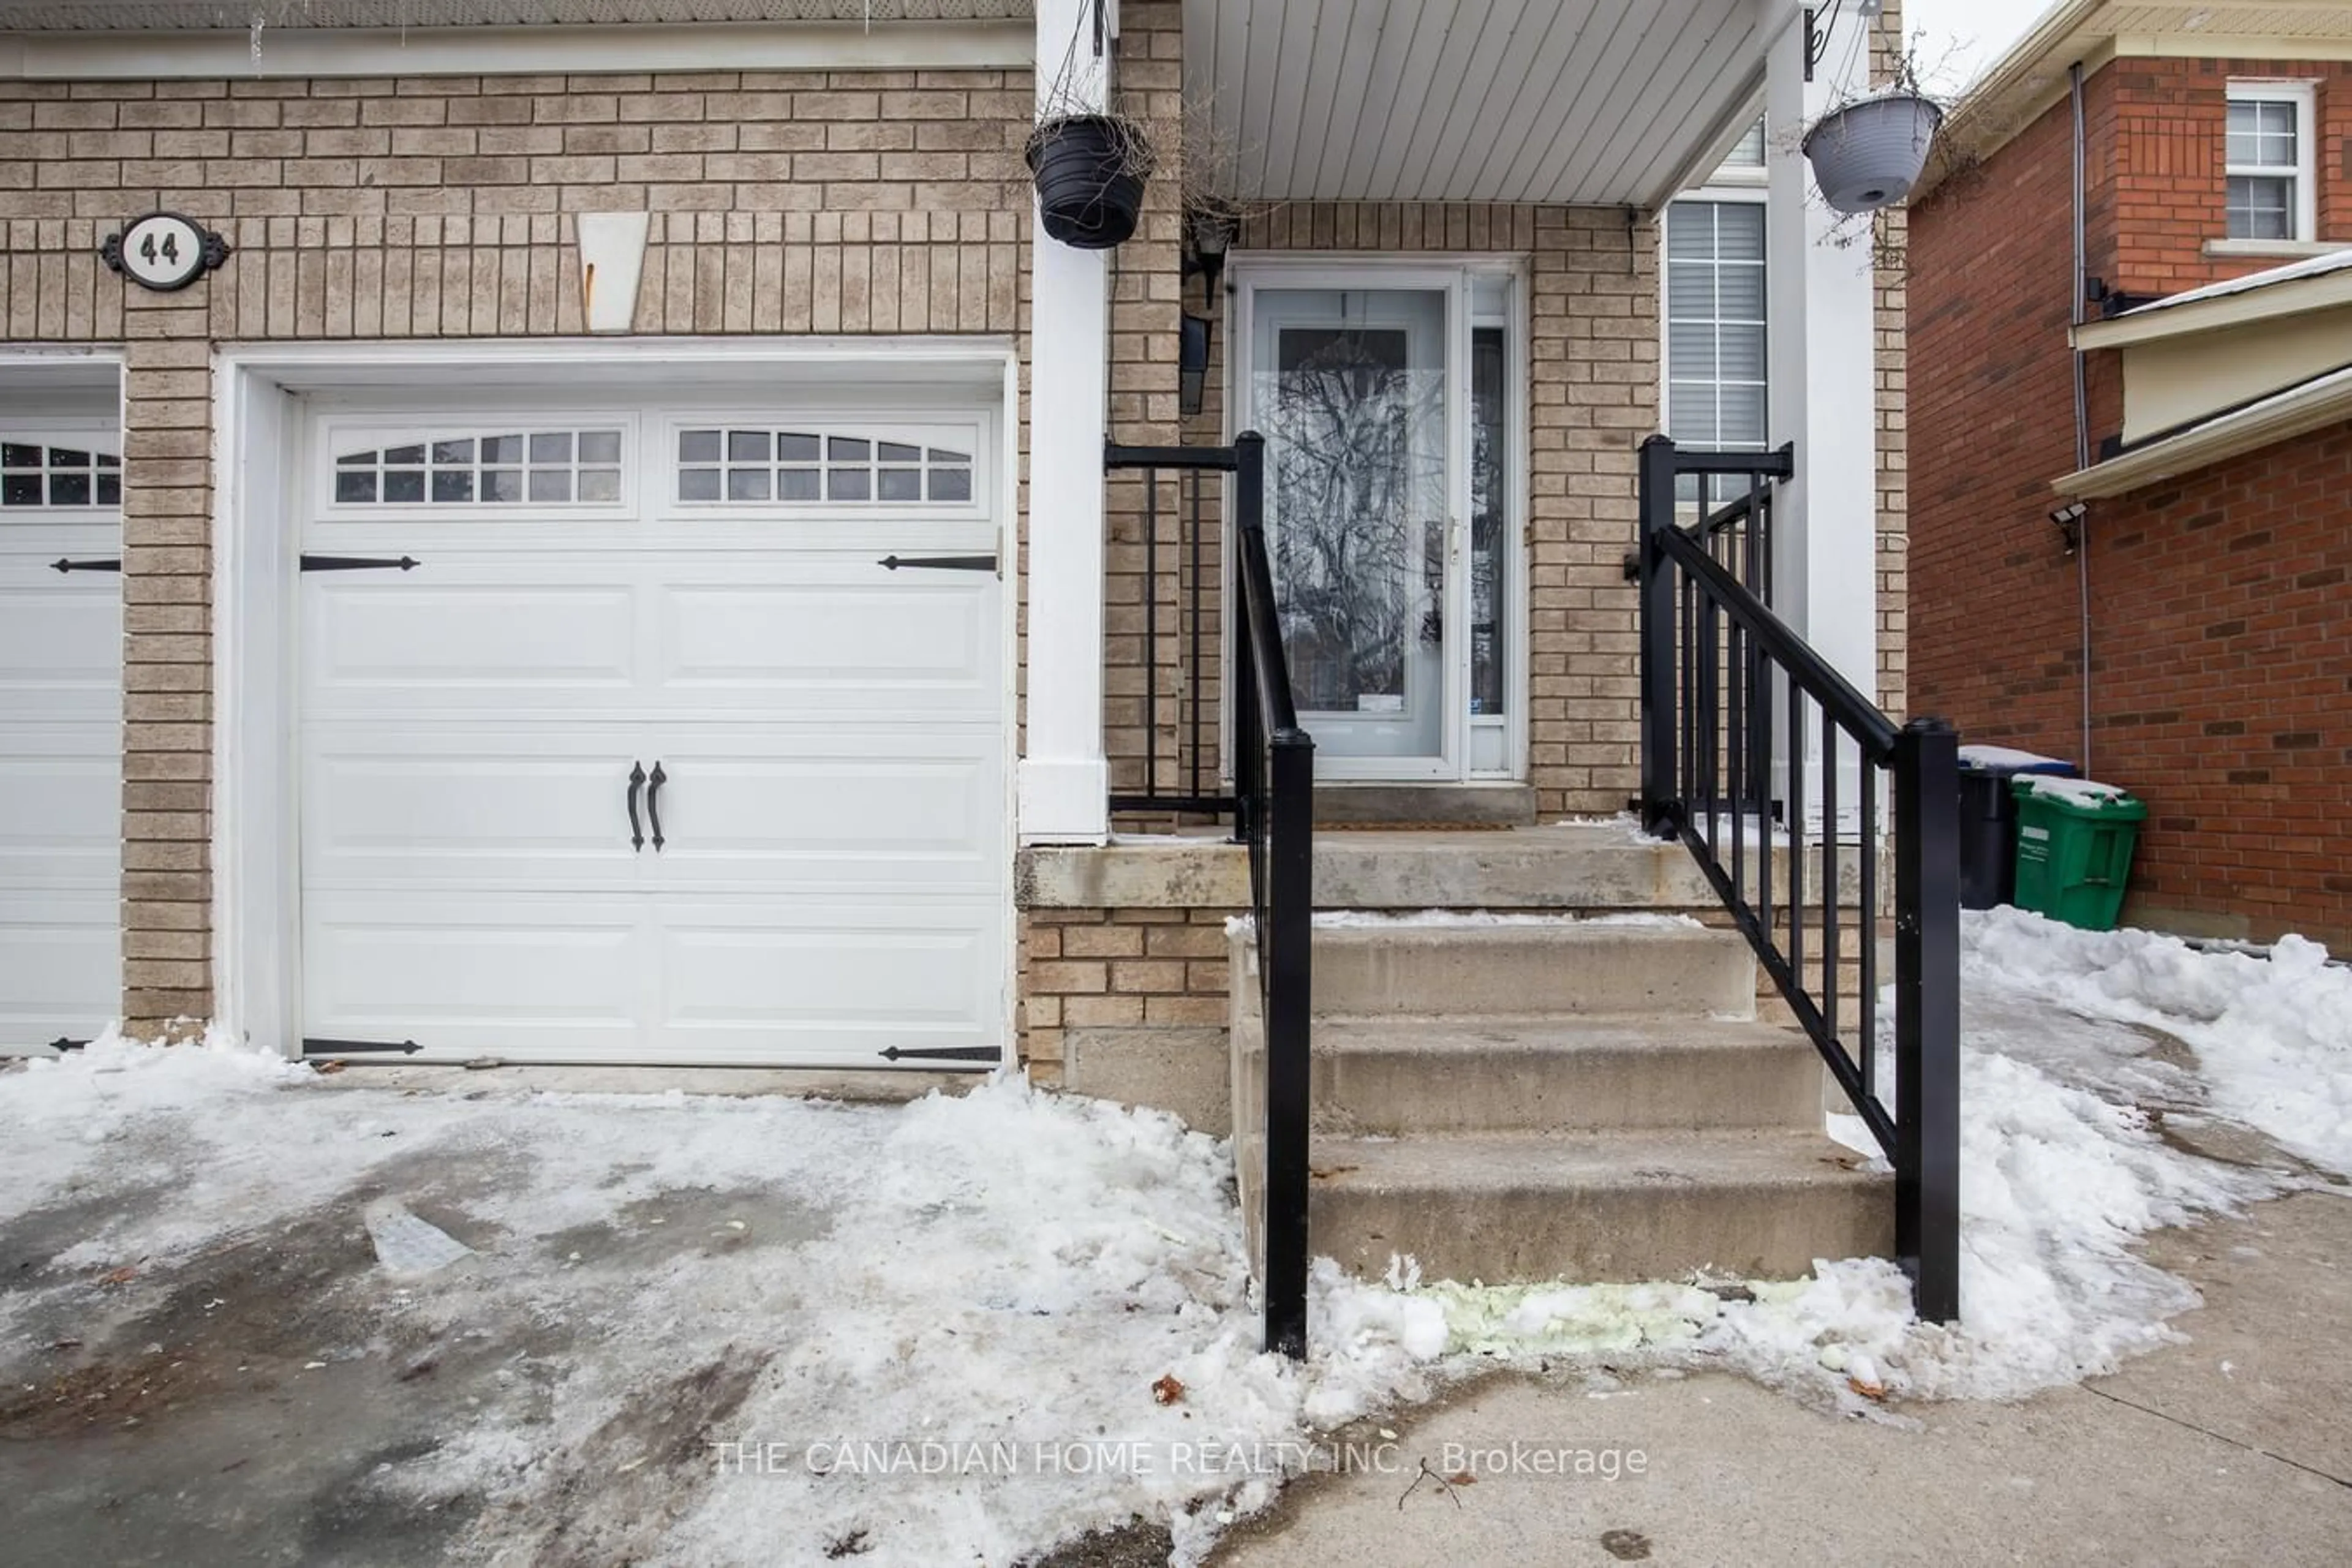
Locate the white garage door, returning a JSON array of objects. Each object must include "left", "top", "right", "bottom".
[
  {"left": 298, "top": 401, "right": 1006, "bottom": 1067},
  {"left": 0, "top": 431, "right": 123, "bottom": 1052}
]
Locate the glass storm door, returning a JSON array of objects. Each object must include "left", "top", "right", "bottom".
[{"left": 1246, "top": 284, "right": 1455, "bottom": 776}]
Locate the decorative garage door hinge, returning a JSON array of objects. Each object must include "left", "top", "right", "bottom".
[
  {"left": 301, "top": 554, "right": 420, "bottom": 572},
  {"left": 51, "top": 558, "right": 121, "bottom": 574},
  {"left": 301, "top": 1037, "right": 424, "bottom": 1055},
  {"left": 878, "top": 554, "right": 998, "bottom": 574},
  {"left": 877, "top": 1045, "right": 1002, "bottom": 1063},
  {"left": 49, "top": 1038, "right": 89, "bottom": 1053}
]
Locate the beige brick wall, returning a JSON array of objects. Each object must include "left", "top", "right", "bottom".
[
  {"left": 1101, "top": 0, "right": 1188, "bottom": 801},
  {"left": 0, "top": 66, "right": 1037, "bottom": 1031},
  {"left": 1873, "top": 0, "right": 1910, "bottom": 720},
  {"left": 1160, "top": 201, "right": 1660, "bottom": 820},
  {"left": 1018, "top": 906, "right": 1236, "bottom": 1083}
]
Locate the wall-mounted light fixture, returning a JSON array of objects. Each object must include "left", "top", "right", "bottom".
[
  {"left": 1185, "top": 208, "right": 1234, "bottom": 301},
  {"left": 2050, "top": 500, "right": 2087, "bottom": 556},
  {"left": 1179, "top": 313, "right": 1210, "bottom": 417},
  {"left": 1179, "top": 209, "right": 1236, "bottom": 420}
]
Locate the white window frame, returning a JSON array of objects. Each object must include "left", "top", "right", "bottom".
[
  {"left": 2225, "top": 80, "right": 2318, "bottom": 245},
  {"left": 1660, "top": 184, "right": 1770, "bottom": 491}
]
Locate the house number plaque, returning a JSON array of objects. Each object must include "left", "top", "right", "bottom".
[{"left": 100, "top": 211, "right": 230, "bottom": 292}]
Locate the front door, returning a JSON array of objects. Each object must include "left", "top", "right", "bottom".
[
  {"left": 1238, "top": 268, "right": 1520, "bottom": 782},
  {"left": 1246, "top": 284, "right": 1454, "bottom": 776}
]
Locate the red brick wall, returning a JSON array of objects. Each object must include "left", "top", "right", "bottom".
[
  {"left": 2058, "top": 430, "right": 2352, "bottom": 946},
  {"left": 2108, "top": 56, "right": 2352, "bottom": 297},
  {"left": 1910, "top": 84, "right": 2102, "bottom": 758},
  {"left": 1912, "top": 56, "right": 2352, "bottom": 946}
]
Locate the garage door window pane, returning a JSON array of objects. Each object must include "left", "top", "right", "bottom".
[
  {"left": 333, "top": 428, "right": 627, "bottom": 507},
  {"left": 674, "top": 426, "right": 980, "bottom": 507},
  {"left": 1, "top": 439, "right": 124, "bottom": 510}
]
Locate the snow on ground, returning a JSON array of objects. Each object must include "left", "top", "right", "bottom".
[
  {"left": 1964, "top": 907, "right": 2352, "bottom": 1174},
  {"left": 2, "top": 909, "right": 2343, "bottom": 1564},
  {"left": 0, "top": 1039, "right": 1441, "bottom": 1567}
]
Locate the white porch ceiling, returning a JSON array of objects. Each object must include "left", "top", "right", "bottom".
[
  {"left": 1185, "top": 0, "right": 1777, "bottom": 211},
  {"left": 0, "top": 1, "right": 1032, "bottom": 26}
]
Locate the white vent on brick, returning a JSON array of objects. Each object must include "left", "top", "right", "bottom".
[{"left": 2, "top": 1, "right": 1033, "bottom": 26}]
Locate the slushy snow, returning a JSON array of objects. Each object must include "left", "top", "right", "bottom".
[{"left": 3, "top": 905, "right": 2343, "bottom": 1563}]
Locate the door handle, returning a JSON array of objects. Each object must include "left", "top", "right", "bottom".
[
  {"left": 627, "top": 761, "right": 646, "bottom": 852},
  {"left": 646, "top": 761, "right": 666, "bottom": 853}
]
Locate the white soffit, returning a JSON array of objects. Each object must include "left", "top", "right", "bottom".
[
  {"left": 0, "top": 1, "right": 1033, "bottom": 24},
  {"left": 1186, "top": 0, "right": 1773, "bottom": 209}
]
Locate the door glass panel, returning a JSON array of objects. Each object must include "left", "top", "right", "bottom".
[
  {"left": 1254, "top": 287, "right": 1449, "bottom": 763},
  {"left": 1471, "top": 325, "right": 1506, "bottom": 718}
]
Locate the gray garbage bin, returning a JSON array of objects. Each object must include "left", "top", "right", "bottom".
[{"left": 1956, "top": 745, "right": 2077, "bottom": 910}]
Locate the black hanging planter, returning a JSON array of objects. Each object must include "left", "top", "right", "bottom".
[{"left": 1027, "top": 114, "right": 1150, "bottom": 251}]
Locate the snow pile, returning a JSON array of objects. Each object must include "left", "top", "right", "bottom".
[
  {"left": 6, "top": 910, "right": 2342, "bottom": 1561},
  {"left": 1966, "top": 907, "right": 2352, "bottom": 1175},
  {"left": 0, "top": 1049, "right": 1438, "bottom": 1568}
]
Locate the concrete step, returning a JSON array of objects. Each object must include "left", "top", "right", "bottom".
[
  {"left": 1297, "top": 1129, "right": 1893, "bottom": 1284},
  {"left": 1251, "top": 921, "right": 1758, "bottom": 1021},
  {"left": 1237, "top": 1016, "right": 1826, "bottom": 1136},
  {"left": 1314, "top": 823, "right": 1719, "bottom": 909}
]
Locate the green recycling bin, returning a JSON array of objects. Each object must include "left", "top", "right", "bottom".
[{"left": 2008, "top": 776, "right": 2147, "bottom": 931}]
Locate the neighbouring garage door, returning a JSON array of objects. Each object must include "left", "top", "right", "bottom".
[
  {"left": 0, "top": 429, "right": 123, "bottom": 1052},
  {"left": 297, "top": 401, "right": 1006, "bottom": 1068}
]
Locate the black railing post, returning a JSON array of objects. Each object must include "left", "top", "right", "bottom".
[
  {"left": 1231, "top": 432, "right": 1266, "bottom": 846},
  {"left": 1637, "top": 434, "right": 1679, "bottom": 837},
  {"left": 1893, "top": 717, "right": 1962, "bottom": 1324},
  {"left": 1262, "top": 729, "right": 1314, "bottom": 1359}
]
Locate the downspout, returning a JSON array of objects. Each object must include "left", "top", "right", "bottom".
[{"left": 2070, "top": 61, "right": 2093, "bottom": 774}]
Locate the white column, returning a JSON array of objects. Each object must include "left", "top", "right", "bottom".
[
  {"left": 1019, "top": 0, "right": 1113, "bottom": 844},
  {"left": 1765, "top": 0, "right": 1880, "bottom": 817}
]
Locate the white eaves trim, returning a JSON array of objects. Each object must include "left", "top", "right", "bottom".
[
  {"left": 2073, "top": 248, "right": 2352, "bottom": 349},
  {"left": 2053, "top": 361, "right": 2352, "bottom": 499},
  {"left": 0, "top": 20, "right": 1033, "bottom": 80}
]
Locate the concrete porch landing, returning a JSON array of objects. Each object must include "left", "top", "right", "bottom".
[{"left": 1019, "top": 820, "right": 1722, "bottom": 916}]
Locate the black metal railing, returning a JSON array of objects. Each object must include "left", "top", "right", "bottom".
[
  {"left": 1104, "top": 434, "right": 1315, "bottom": 1357},
  {"left": 1635, "top": 434, "right": 1960, "bottom": 1324}
]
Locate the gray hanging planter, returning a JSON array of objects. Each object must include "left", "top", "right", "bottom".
[{"left": 1802, "top": 93, "right": 1944, "bottom": 214}]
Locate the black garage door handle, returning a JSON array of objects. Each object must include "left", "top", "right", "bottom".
[
  {"left": 646, "top": 762, "right": 666, "bottom": 852},
  {"left": 626, "top": 761, "right": 646, "bottom": 852}
]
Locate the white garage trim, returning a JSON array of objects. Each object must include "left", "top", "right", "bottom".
[{"left": 213, "top": 338, "right": 1022, "bottom": 1065}]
